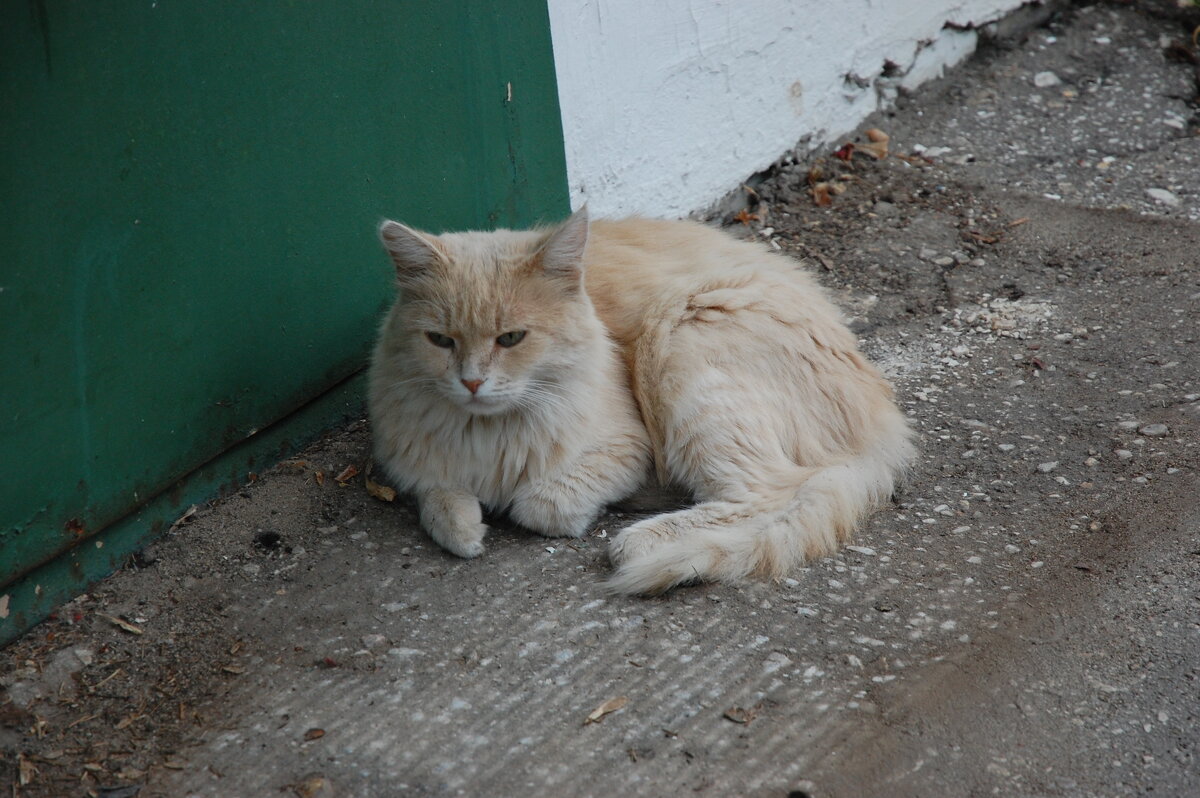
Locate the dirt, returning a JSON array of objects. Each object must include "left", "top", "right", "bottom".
[{"left": 3, "top": 3, "right": 1200, "bottom": 796}]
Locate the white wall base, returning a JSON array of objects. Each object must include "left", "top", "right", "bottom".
[{"left": 548, "top": 0, "right": 1036, "bottom": 218}]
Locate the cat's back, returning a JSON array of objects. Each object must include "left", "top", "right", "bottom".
[{"left": 584, "top": 217, "right": 829, "bottom": 344}]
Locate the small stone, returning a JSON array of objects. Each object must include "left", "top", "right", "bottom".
[
  {"left": 967, "top": 555, "right": 983, "bottom": 564},
  {"left": 997, "top": 443, "right": 1015, "bottom": 452},
  {"left": 1138, "top": 423, "right": 1169, "bottom": 437},
  {"left": 933, "top": 256, "right": 956, "bottom": 267},
  {"left": 846, "top": 545, "right": 876, "bottom": 556},
  {"left": 1084, "top": 457, "right": 1099, "bottom": 467},
  {"left": 1145, "top": 188, "right": 1180, "bottom": 207},
  {"left": 1115, "top": 449, "right": 1133, "bottom": 460},
  {"left": 1033, "top": 71, "right": 1062, "bottom": 88},
  {"left": 1037, "top": 461, "right": 1059, "bottom": 473},
  {"left": 919, "top": 248, "right": 939, "bottom": 262},
  {"left": 1030, "top": 561, "right": 1045, "bottom": 568},
  {"left": 1005, "top": 544, "right": 1021, "bottom": 554},
  {"left": 1116, "top": 420, "right": 1140, "bottom": 430},
  {"left": 361, "top": 634, "right": 388, "bottom": 653}
]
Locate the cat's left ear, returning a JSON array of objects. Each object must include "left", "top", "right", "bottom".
[{"left": 535, "top": 206, "right": 589, "bottom": 287}]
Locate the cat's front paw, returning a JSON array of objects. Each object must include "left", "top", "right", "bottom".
[
  {"left": 430, "top": 522, "right": 488, "bottom": 559},
  {"left": 509, "top": 491, "right": 598, "bottom": 539}
]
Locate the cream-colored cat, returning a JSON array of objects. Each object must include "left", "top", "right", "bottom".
[{"left": 369, "top": 208, "right": 913, "bottom": 594}]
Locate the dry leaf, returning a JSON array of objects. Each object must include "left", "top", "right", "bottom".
[
  {"left": 365, "top": 477, "right": 397, "bottom": 503},
  {"left": 304, "top": 727, "right": 326, "bottom": 741},
  {"left": 732, "top": 209, "right": 758, "bottom": 226},
  {"left": 860, "top": 128, "right": 890, "bottom": 159},
  {"left": 114, "top": 713, "right": 143, "bottom": 730},
  {"left": 833, "top": 142, "right": 855, "bottom": 161},
  {"left": 584, "top": 695, "right": 629, "bottom": 725},
  {"left": 812, "top": 183, "right": 833, "bottom": 207},
  {"left": 723, "top": 704, "right": 762, "bottom": 724},
  {"left": 1007, "top": 217, "right": 1030, "bottom": 228},
  {"left": 294, "top": 775, "right": 333, "bottom": 798},
  {"left": 98, "top": 613, "right": 144, "bottom": 635},
  {"left": 162, "top": 757, "right": 187, "bottom": 770},
  {"left": 18, "top": 753, "right": 36, "bottom": 786},
  {"left": 169, "top": 504, "right": 198, "bottom": 532},
  {"left": 314, "top": 470, "right": 326, "bottom": 486},
  {"left": 221, "top": 665, "right": 246, "bottom": 675},
  {"left": 335, "top": 464, "right": 359, "bottom": 484}
]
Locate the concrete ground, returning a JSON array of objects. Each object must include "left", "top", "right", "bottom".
[{"left": 4, "top": 2, "right": 1199, "bottom": 796}]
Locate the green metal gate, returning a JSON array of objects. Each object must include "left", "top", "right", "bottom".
[{"left": 1, "top": 1, "right": 570, "bottom": 644}]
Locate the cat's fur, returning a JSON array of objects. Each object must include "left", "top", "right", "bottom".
[{"left": 369, "top": 208, "right": 914, "bottom": 594}]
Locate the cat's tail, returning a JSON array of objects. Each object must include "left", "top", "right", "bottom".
[{"left": 605, "top": 428, "right": 913, "bottom": 595}]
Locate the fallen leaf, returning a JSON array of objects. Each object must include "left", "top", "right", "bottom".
[
  {"left": 723, "top": 704, "right": 762, "bottom": 724},
  {"left": 304, "top": 727, "right": 326, "bottom": 741},
  {"left": 584, "top": 695, "right": 629, "bottom": 725},
  {"left": 98, "top": 613, "right": 144, "bottom": 635},
  {"left": 335, "top": 464, "right": 359, "bottom": 484},
  {"left": 732, "top": 209, "right": 758, "bottom": 226},
  {"left": 221, "top": 665, "right": 246, "bottom": 675},
  {"left": 114, "top": 713, "right": 143, "bottom": 730},
  {"left": 162, "top": 757, "right": 187, "bottom": 770},
  {"left": 365, "top": 477, "right": 397, "bottom": 503},
  {"left": 860, "top": 128, "right": 890, "bottom": 159},
  {"left": 812, "top": 183, "right": 833, "bottom": 207},
  {"left": 169, "top": 504, "right": 198, "bottom": 532},
  {"left": 833, "top": 142, "right": 855, "bottom": 161},
  {"left": 18, "top": 753, "right": 36, "bottom": 786},
  {"left": 294, "top": 775, "right": 333, "bottom": 798},
  {"left": 1007, "top": 217, "right": 1030, "bottom": 228},
  {"left": 314, "top": 470, "right": 326, "bottom": 487}
]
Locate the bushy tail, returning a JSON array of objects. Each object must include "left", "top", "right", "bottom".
[{"left": 605, "top": 433, "right": 912, "bottom": 595}]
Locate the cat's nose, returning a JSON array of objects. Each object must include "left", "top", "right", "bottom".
[{"left": 461, "top": 378, "right": 484, "bottom": 394}]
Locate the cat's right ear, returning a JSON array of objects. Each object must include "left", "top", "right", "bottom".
[
  {"left": 378, "top": 220, "right": 445, "bottom": 283},
  {"left": 534, "top": 205, "right": 589, "bottom": 289}
]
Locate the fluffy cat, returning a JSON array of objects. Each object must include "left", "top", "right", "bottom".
[{"left": 368, "top": 208, "right": 914, "bottom": 594}]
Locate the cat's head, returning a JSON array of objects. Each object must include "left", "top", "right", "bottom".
[{"left": 377, "top": 208, "right": 597, "bottom": 416}]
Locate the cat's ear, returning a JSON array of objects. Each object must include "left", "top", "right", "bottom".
[
  {"left": 535, "top": 206, "right": 589, "bottom": 287},
  {"left": 378, "top": 220, "right": 446, "bottom": 283}
]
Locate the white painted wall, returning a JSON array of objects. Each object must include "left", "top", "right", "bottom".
[{"left": 547, "top": 0, "right": 1032, "bottom": 218}]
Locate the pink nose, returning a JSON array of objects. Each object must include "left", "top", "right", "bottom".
[{"left": 461, "top": 378, "right": 484, "bottom": 394}]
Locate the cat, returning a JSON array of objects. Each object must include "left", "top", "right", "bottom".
[{"left": 368, "top": 207, "right": 914, "bottom": 594}]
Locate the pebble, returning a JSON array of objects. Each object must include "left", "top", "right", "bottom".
[
  {"left": 1138, "top": 423, "right": 1168, "bottom": 437},
  {"left": 998, "top": 443, "right": 1015, "bottom": 452},
  {"left": 1033, "top": 71, "right": 1062, "bottom": 88},
  {"left": 1145, "top": 188, "right": 1180, "bottom": 207},
  {"left": 1116, "top": 421, "right": 1140, "bottom": 430},
  {"left": 846, "top": 545, "right": 877, "bottom": 556},
  {"left": 1005, "top": 544, "right": 1021, "bottom": 554},
  {"left": 967, "top": 555, "right": 983, "bottom": 564},
  {"left": 1037, "top": 461, "right": 1059, "bottom": 473},
  {"left": 1030, "top": 561, "right": 1044, "bottom": 569},
  {"left": 1115, "top": 449, "right": 1133, "bottom": 460}
]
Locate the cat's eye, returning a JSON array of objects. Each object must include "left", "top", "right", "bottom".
[
  {"left": 425, "top": 332, "right": 455, "bottom": 349},
  {"left": 496, "top": 330, "right": 527, "bottom": 348}
]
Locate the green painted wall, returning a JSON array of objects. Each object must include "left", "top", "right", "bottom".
[{"left": 0, "top": 1, "right": 569, "bottom": 643}]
